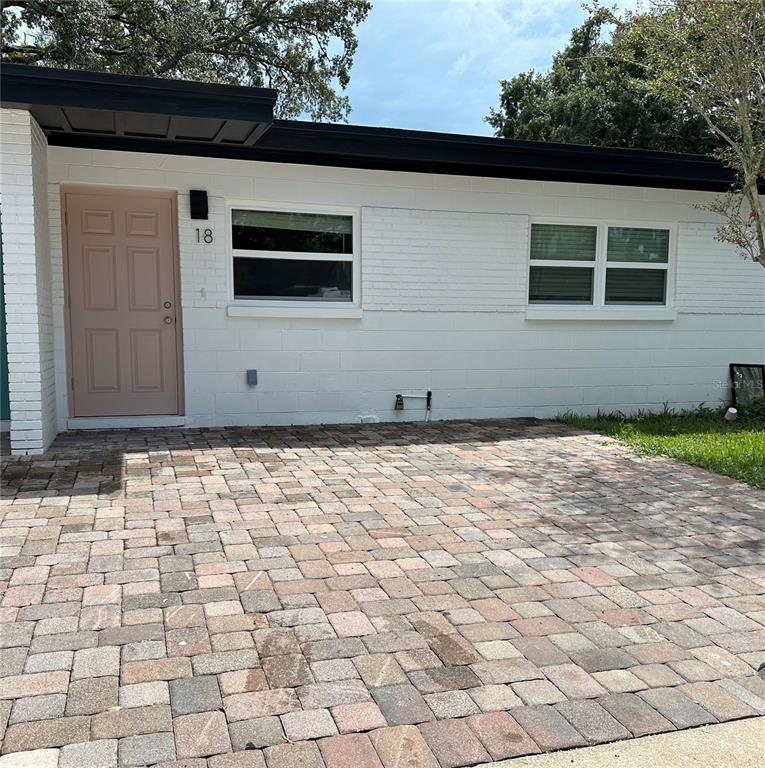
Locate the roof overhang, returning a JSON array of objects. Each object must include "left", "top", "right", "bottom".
[
  {"left": 255, "top": 122, "right": 746, "bottom": 192},
  {"left": 1, "top": 64, "right": 756, "bottom": 193},
  {"left": 1, "top": 64, "right": 276, "bottom": 147}
]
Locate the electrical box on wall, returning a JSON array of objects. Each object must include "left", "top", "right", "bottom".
[
  {"left": 189, "top": 190, "right": 208, "bottom": 220},
  {"left": 246, "top": 370, "right": 258, "bottom": 386}
]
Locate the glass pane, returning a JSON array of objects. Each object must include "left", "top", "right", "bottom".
[
  {"left": 731, "top": 365, "right": 765, "bottom": 406},
  {"left": 605, "top": 268, "right": 666, "bottom": 304},
  {"left": 529, "top": 266, "right": 593, "bottom": 304},
  {"left": 530, "top": 224, "right": 597, "bottom": 261},
  {"left": 607, "top": 227, "right": 669, "bottom": 263},
  {"left": 232, "top": 210, "right": 353, "bottom": 254},
  {"left": 234, "top": 257, "right": 352, "bottom": 301}
]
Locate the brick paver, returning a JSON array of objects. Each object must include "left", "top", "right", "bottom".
[
  {"left": 465, "top": 711, "right": 540, "bottom": 759},
  {"left": 1, "top": 419, "right": 764, "bottom": 766},
  {"left": 419, "top": 720, "right": 489, "bottom": 768}
]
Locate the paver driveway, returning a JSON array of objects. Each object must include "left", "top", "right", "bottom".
[{"left": 1, "top": 419, "right": 764, "bottom": 768}]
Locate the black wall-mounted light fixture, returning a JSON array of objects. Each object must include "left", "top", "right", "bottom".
[{"left": 189, "top": 190, "right": 208, "bottom": 220}]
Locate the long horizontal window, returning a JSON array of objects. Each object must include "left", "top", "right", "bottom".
[
  {"left": 233, "top": 258, "right": 352, "bottom": 301},
  {"left": 231, "top": 208, "right": 356, "bottom": 304},
  {"left": 529, "top": 222, "right": 671, "bottom": 307},
  {"left": 232, "top": 210, "right": 353, "bottom": 254}
]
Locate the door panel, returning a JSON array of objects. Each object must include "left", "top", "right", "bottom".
[
  {"left": 85, "top": 329, "right": 120, "bottom": 393},
  {"left": 81, "top": 209, "right": 114, "bottom": 234},
  {"left": 127, "top": 248, "right": 162, "bottom": 310},
  {"left": 126, "top": 211, "right": 159, "bottom": 236},
  {"left": 130, "top": 330, "right": 164, "bottom": 392},
  {"left": 82, "top": 246, "right": 118, "bottom": 310},
  {"left": 66, "top": 190, "right": 181, "bottom": 417}
]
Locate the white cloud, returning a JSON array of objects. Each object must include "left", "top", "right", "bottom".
[
  {"left": 346, "top": 0, "right": 639, "bottom": 134},
  {"left": 449, "top": 53, "right": 473, "bottom": 76},
  {"left": 431, "top": 0, "right": 576, "bottom": 76}
]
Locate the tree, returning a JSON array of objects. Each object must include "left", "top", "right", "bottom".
[
  {"left": 486, "top": 7, "right": 715, "bottom": 154},
  {"left": 611, "top": 0, "right": 764, "bottom": 266},
  {"left": 1, "top": 0, "right": 371, "bottom": 121}
]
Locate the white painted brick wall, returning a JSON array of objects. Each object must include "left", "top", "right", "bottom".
[
  {"left": 33, "top": 145, "right": 765, "bottom": 431},
  {"left": 676, "top": 221, "right": 765, "bottom": 313},
  {"left": 178, "top": 193, "right": 228, "bottom": 309},
  {"left": 0, "top": 109, "right": 56, "bottom": 454},
  {"left": 362, "top": 207, "right": 527, "bottom": 311},
  {"left": 32, "top": 119, "right": 56, "bottom": 450}
]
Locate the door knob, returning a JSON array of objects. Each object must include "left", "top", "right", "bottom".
[{"left": 163, "top": 316, "right": 173, "bottom": 324}]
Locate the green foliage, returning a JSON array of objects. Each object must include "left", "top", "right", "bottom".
[
  {"left": 1, "top": 0, "right": 371, "bottom": 121},
  {"left": 489, "top": 1, "right": 765, "bottom": 266},
  {"left": 737, "top": 397, "right": 765, "bottom": 421},
  {"left": 610, "top": 0, "right": 765, "bottom": 266},
  {"left": 559, "top": 406, "right": 765, "bottom": 488},
  {"left": 486, "top": 6, "right": 714, "bottom": 153}
]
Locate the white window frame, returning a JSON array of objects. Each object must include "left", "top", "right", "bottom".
[
  {"left": 227, "top": 201, "right": 361, "bottom": 318},
  {"left": 526, "top": 217, "right": 677, "bottom": 321}
]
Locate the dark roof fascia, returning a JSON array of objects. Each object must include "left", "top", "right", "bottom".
[
  {"left": 258, "top": 120, "right": 744, "bottom": 192},
  {"left": 44, "top": 122, "right": 744, "bottom": 193},
  {"left": 1, "top": 64, "right": 757, "bottom": 193},
  {"left": 0, "top": 63, "right": 277, "bottom": 123}
]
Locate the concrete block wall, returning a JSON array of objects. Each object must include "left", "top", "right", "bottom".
[
  {"left": 362, "top": 208, "right": 528, "bottom": 311},
  {"left": 675, "top": 222, "right": 765, "bottom": 313},
  {"left": 34, "top": 144, "right": 765, "bottom": 431},
  {"left": 0, "top": 109, "right": 55, "bottom": 453}
]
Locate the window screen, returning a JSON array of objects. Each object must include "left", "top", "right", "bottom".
[
  {"left": 529, "top": 266, "right": 594, "bottom": 304},
  {"left": 605, "top": 268, "right": 666, "bottom": 304},
  {"left": 530, "top": 224, "right": 597, "bottom": 261},
  {"left": 607, "top": 227, "right": 669, "bottom": 263}
]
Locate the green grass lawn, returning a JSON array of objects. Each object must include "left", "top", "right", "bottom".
[{"left": 558, "top": 406, "right": 765, "bottom": 489}]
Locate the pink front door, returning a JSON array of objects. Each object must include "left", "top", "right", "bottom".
[{"left": 64, "top": 188, "right": 182, "bottom": 417}]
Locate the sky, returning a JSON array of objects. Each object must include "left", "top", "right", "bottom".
[{"left": 345, "top": 0, "right": 635, "bottom": 136}]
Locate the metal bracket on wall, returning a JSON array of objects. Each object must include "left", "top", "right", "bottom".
[{"left": 394, "top": 391, "right": 433, "bottom": 420}]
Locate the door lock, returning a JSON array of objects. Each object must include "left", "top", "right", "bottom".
[{"left": 163, "top": 300, "right": 172, "bottom": 309}]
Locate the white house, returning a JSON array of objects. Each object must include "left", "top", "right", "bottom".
[{"left": 1, "top": 64, "right": 763, "bottom": 455}]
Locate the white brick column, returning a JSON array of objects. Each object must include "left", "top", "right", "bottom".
[{"left": 0, "top": 108, "right": 56, "bottom": 454}]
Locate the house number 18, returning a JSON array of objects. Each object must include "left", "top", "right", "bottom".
[{"left": 196, "top": 228, "right": 213, "bottom": 244}]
